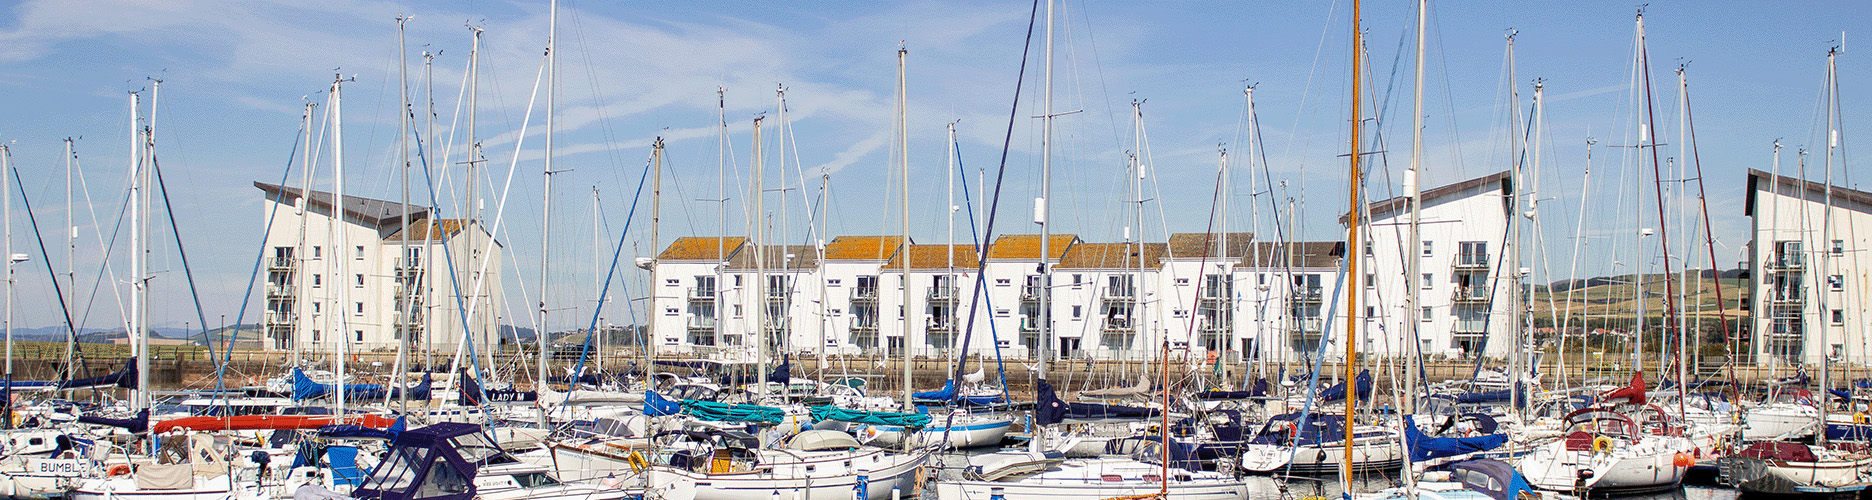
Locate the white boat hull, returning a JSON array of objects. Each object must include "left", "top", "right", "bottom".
[
  {"left": 1744, "top": 404, "right": 1819, "bottom": 440},
  {"left": 933, "top": 458, "right": 1247, "bottom": 500},
  {"left": 1518, "top": 437, "right": 1691, "bottom": 494},
  {"left": 644, "top": 449, "right": 924, "bottom": 500}
]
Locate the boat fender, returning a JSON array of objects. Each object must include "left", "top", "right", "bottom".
[
  {"left": 1591, "top": 436, "right": 1613, "bottom": 453},
  {"left": 107, "top": 464, "right": 132, "bottom": 477},
  {"left": 1856, "top": 412, "right": 1870, "bottom": 424}
]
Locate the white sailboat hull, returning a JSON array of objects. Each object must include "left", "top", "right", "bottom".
[
  {"left": 1518, "top": 437, "right": 1691, "bottom": 494},
  {"left": 1743, "top": 404, "right": 1818, "bottom": 440},
  {"left": 644, "top": 449, "right": 924, "bottom": 500},
  {"left": 932, "top": 458, "right": 1247, "bottom": 500}
]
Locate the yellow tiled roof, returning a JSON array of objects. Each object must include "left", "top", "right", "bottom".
[
  {"left": 883, "top": 244, "right": 981, "bottom": 269},
  {"left": 1056, "top": 242, "right": 1166, "bottom": 269},
  {"left": 985, "top": 234, "right": 1078, "bottom": 260},
  {"left": 823, "top": 236, "right": 906, "bottom": 261},
  {"left": 658, "top": 237, "right": 747, "bottom": 261},
  {"left": 1165, "top": 232, "right": 1254, "bottom": 259},
  {"left": 725, "top": 245, "right": 820, "bottom": 270}
]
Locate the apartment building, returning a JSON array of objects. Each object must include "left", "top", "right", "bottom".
[
  {"left": 1746, "top": 168, "right": 1872, "bottom": 366},
  {"left": 255, "top": 181, "right": 502, "bottom": 355},
  {"left": 1364, "top": 171, "right": 1515, "bottom": 359}
]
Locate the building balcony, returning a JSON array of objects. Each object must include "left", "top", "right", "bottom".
[
  {"left": 850, "top": 288, "right": 880, "bottom": 303},
  {"left": 1198, "top": 319, "right": 1231, "bottom": 334},
  {"left": 1291, "top": 287, "right": 1324, "bottom": 304},
  {"left": 1020, "top": 286, "right": 1043, "bottom": 303},
  {"left": 1019, "top": 320, "right": 1041, "bottom": 332},
  {"left": 1453, "top": 253, "right": 1490, "bottom": 270},
  {"left": 1769, "top": 293, "right": 1805, "bottom": 304},
  {"left": 1453, "top": 324, "right": 1487, "bottom": 335},
  {"left": 1452, "top": 286, "right": 1490, "bottom": 303},
  {"left": 1768, "top": 255, "right": 1805, "bottom": 270},
  {"left": 925, "top": 319, "right": 957, "bottom": 334},
  {"left": 1101, "top": 318, "right": 1134, "bottom": 332},
  {"left": 266, "top": 284, "right": 294, "bottom": 297},
  {"left": 268, "top": 257, "right": 295, "bottom": 270},
  {"left": 688, "top": 290, "right": 717, "bottom": 302},
  {"left": 265, "top": 312, "right": 297, "bottom": 325},
  {"left": 927, "top": 285, "right": 960, "bottom": 302}
]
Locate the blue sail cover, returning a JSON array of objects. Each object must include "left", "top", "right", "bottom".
[
  {"left": 913, "top": 380, "right": 956, "bottom": 401},
  {"left": 769, "top": 360, "right": 791, "bottom": 384},
  {"left": 58, "top": 359, "right": 137, "bottom": 390},
  {"left": 1403, "top": 415, "right": 1507, "bottom": 462},
  {"left": 1106, "top": 435, "right": 1203, "bottom": 471},
  {"left": 1318, "top": 369, "right": 1373, "bottom": 403},
  {"left": 681, "top": 400, "right": 785, "bottom": 423},
  {"left": 1035, "top": 379, "right": 1159, "bottom": 425},
  {"left": 643, "top": 391, "right": 681, "bottom": 417},
  {"left": 291, "top": 368, "right": 386, "bottom": 401},
  {"left": 77, "top": 408, "right": 149, "bottom": 434},
  {"left": 810, "top": 406, "right": 930, "bottom": 428}
]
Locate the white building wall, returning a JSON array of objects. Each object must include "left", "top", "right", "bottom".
[
  {"left": 1749, "top": 176, "right": 1872, "bottom": 367},
  {"left": 1366, "top": 179, "right": 1513, "bottom": 360}
]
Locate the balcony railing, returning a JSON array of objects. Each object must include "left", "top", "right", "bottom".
[
  {"left": 266, "top": 284, "right": 294, "bottom": 297},
  {"left": 265, "top": 312, "right": 297, "bottom": 325},
  {"left": 1021, "top": 286, "right": 1043, "bottom": 302},
  {"left": 851, "top": 288, "right": 880, "bottom": 303},
  {"left": 1769, "top": 254, "right": 1805, "bottom": 270},
  {"left": 689, "top": 289, "right": 717, "bottom": 301},
  {"left": 1454, "top": 322, "right": 1487, "bottom": 334},
  {"left": 1291, "top": 287, "right": 1324, "bottom": 303},
  {"left": 1452, "top": 286, "right": 1490, "bottom": 303},
  {"left": 1101, "top": 318, "right": 1133, "bottom": 331},
  {"left": 927, "top": 285, "right": 960, "bottom": 302},
  {"left": 1770, "top": 291, "right": 1805, "bottom": 304},
  {"left": 1453, "top": 253, "right": 1490, "bottom": 270},
  {"left": 687, "top": 318, "right": 718, "bottom": 330},
  {"left": 1104, "top": 285, "right": 1136, "bottom": 299},
  {"left": 1290, "top": 317, "right": 1324, "bottom": 334},
  {"left": 268, "top": 257, "right": 295, "bottom": 269}
]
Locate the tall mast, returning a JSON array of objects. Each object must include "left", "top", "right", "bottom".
[
  {"left": 753, "top": 117, "right": 767, "bottom": 402},
  {"left": 294, "top": 100, "right": 315, "bottom": 359},
  {"left": 64, "top": 139, "right": 77, "bottom": 378},
  {"left": 592, "top": 187, "right": 603, "bottom": 374},
  {"left": 331, "top": 74, "right": 350, "bottom": 418},
  {"left": 650, "top": 139, "right": 664, "bottom": 355},
  {"left": 129, "top": 90, "right": 149, "bottom": 413},
  {"left": 1635, "top": 11, "right": 1682, "bottom": 405},
  {"left": 3, "top": 144, "right": 13, "bottom": 413},
  {"left": 1404, "top": 0, "right": 1426, "bottom": 421},
  {"left": 896, "top": 46, "right": 912, "bottom": 409},
  {"left": 1038, "top": 0, "right": 1055, "bottom": 376},
  {"left": 1503, "top": 30, "right": 1524, "bottom": 418},
  {"left": 1817, "top": 46, "right": 1840, "bottom": 444},
  {"left": 716, "top": 89, "right": 727, "bottom": 350},
  {"left": 422, "top": 48, "right": 438, "bottom": 372},
  {"left": 394, "top": 13, "right": 411, "bottom": 412},
  {"left": 1132, "top": 101, "right": 1145, "bottom": 363},
  {"left": 465, "top": 25, "right": 484, "bottom": 370},
  {"left": 537, "top": 0, "right": 559, "bottom": 426},
  {"left": 1342, "top": 0, "right": 1365, "bottom": 486}
]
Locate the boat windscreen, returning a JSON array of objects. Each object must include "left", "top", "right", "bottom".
[
  {"left": 449, "top": 432, "right": 515, "bottom": 465},
  {"left": 360, "top": 446, "right": 425, "bottom": 494}
]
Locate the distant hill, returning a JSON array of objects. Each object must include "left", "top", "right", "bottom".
[
  {"left": 1533, "top": 268, "right": 1747, "bottom": 319},
  {"left": 8, "top": 325, "right": 197, "bottom": 344}
]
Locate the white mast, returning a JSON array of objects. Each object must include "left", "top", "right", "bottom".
[
  {"left": 1038, "top": 0, "right": 1055, "bottom": 375},
  {"left": 1404, "top": 0, "right": 1426, "bottom": 422},
  {"left": 897, "top": 46, "right": 912, "bottom": 409},
  {"left": 393, "top": 13, "right": 411, "bottom": 411},
  {"left": 3, "top": 143, "right": 13, "bottom": 406},
  {"left": 753, "top": 116, "right": 767, "bottom": 402},
  {"left": 129, "top": 90, "right": 149, "bottom": 413},
  {"left": 537, "top": 0, "right": 559, "bottom": 427},
  {"left": 331, "top": 74, "right": 350, "bottom": 418}
]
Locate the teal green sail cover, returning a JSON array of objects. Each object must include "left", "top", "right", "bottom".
[
  {"left": 681, "top": 400, "right": 786, "bottom": 423},
  {"left": 811, "top": 406, "right": 931, "bottom": 429}
]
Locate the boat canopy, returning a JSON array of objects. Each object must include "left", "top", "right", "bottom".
[
  {"left": 353, "top": 422, "right": 513, "bottom": 500},
  {"left": 810, "top": 406, "right": 930, "bottom": 428},
  {"left": 786, "top": 430, "right": 860, "bottom": 451},
  {"left": 1035, "top": 379, "right": 1160, "bottom": 425},
  {"left": 680, "top": 400, "right": 785, "bottom": 423},
  {"left": 643, "top": 391, "right": 681, "bottom": 416},
  {"left": 1447, "top": 459, "right": 1535, "bottom": 500},
  {"left": 58, "top": 359, "right": 136, "bottom": 390},
  {"left": 1317, "top": 369, "right": 1373, "bottom": 403}
]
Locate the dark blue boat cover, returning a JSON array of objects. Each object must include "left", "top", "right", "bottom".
[
  {"left": 1403, "top": 415, "right": 1507, "bottom": 462},
  {"left": 643, "top": 390, "right": 681, "bottom": 417},
  {"left": 1318, "top": 369, "right": 1372, "bottom": 403},
  {"left": 78, "top": 408, "right": 148, "bottom": 434},
  {"left": 58, "top": 359, "right": 136, "bottom": 390},
  {"left": 1035, "top": 379, "right": 1159, "bottom": 425}
]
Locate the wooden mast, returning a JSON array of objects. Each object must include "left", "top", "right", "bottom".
[{"left": 1342, "top": 0, "right": 1364, "bottom": 486}]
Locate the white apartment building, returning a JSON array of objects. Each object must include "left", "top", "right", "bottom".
[
  {"left": 645, "top": 172, "right": 1515, "bottom": 363},
  {"left": 1052, "top": 242, "right": 1164, "bottom": 359},
  {"left": 256, "top": 181, "right": 502, "bottom": 355},
  {"left": 648, "top": 236, "right": 745, "bottom": 353},
  {"left": 1364, "top": 171, "right": 1515, "bottom": 359},
  {"left": 1746, "top": 168, "right": 1872, "bottom": 366},
  {"left": 880, "top": 244, "right": 984, "bottom": 358}
]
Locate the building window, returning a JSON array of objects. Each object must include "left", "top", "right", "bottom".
[
  {"left": 355, "top": 302, "right": 364, "bottom": 315},
  {"left": 995, "top": 279, "right": 1011, "bottom": 286},
  {"left": 355, "top": 274, "right": 365, "bottom": 287},
  {"left": 827, "top": 279, "right": 842, "bottom": 286},
  {"left": 665, "top": 308, "right": 679, "bottom": 315},
  {"left": 312, "top": 246, "right": 321, "bottom": 258},
  {"left": 313, "top": 303, "right": 321, "bottom": 313},
  {"left": 1832, "top": 275, "right": 1844, "bottom": 291},
  {"left": 1422, "top": 240, "right": 1433, "bottom": 257},
  {"left": 355, "top": 330, "right": 364, "bottom": 342},
  {"left": 733, "top": 304, "right": 743, "bottom": 318},
  {"left": 1421, "top": 307, "right": 1433, "bottom": 321},
  {"left": 1366, "top": 273, "right": 1375, "bottom": 288},
  {"left": 1175, "top": 278, "right": 1190, "bottom": 286},
  {"left": 734, "top": 275, "right": 743, "bottom": 286},
  {"left": 1834, "top": 309, "right": 1845, "bottom": 324},
  {"left": 665, "top": 279, "right": 679, "bottom": 286},
  {"left": 1364, "top": 241, "right": 1373, "bottom": 256},
  {"left": 1072, "top": 305, "right": 1083, "bottom": 319},
  {"left": 312, "top": 274, "right": 322, "bottom": 287},
  {"left": 1072, "top": 274, "right": 1083, "bottom": 286},
  {"left": 1422, "top": 273, "right": 1434, "bottom": 289},
  {"left": 1365, "top": 306, "right": 1375, "bottom": 317},
  {"left": 1834, "top": 239, "right": 1845, "bottom": 255},
  {"left": 995, "top": 309, "right": 1010, "bottom": 317},
  {"left": 831, "top": 309, "right": 842, "bottom": 315},
  {"left": 354, "top": 245, "right": 365, "bottom": 260}
]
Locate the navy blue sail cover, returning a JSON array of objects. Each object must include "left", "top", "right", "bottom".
[{"left": 1035, "top": 379, "right": 1160, "bottom": 425}]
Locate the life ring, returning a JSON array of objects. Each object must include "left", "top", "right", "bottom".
[
  {"left": 1285, "top": 421, "right": 1300, "bottom": 436},
  {"left": 107, "top": 465, "right": 131, "bottom": 477},
  {"left": 1855, "top": 412, "right": 1870, "bottom": 425},
  {"left": 1591, "top": 436, "right": 1614, "bottom": 453}
]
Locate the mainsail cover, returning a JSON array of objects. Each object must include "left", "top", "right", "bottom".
[
  {"left": 680, "top": 400, "right": 785, "bottom": 423},
  {"left": 152, "top": 414, "right": 397, "bottom": 434},
  {"left": 643, "top": 391, "right": 682, "bottom": 416},
  {"left": 291, "top": 368, "right": 386, "bottom": 401},
  {"left": 810, "top": 406, "right": 930, "bottom": 428},
  {"left": 1600, "top": 371, "right": 1647, "bottom": 405},
  {"left": 1036, "top": 379, "right": 1160, "bottom": 425},
  {"left": 1318, "top": 369, "right": 1373, "bottom": 403},
  {"left": 1402, "top": 415, "right": 1507, "bottom": 462},
  {"left": 58, "top": 359, "right": 137, "bottom": 390},
  {"left": 457, "top": 371, "right": 536, "bottom": 405}
]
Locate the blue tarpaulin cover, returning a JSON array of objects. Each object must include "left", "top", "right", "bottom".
[
  {"left": 810, "top": 406, "right": 930, "bottom": 428},
  {"left": 644, "top": 391, "right": 682, "bottom": 417},
  {"left": 1403, "top": 415, "right": 1507, "bottom": 462},
  {"left": 1318, "top": 369, "right": 1372, "bottom": 403},
  {"left": 681, "top": 400, "right": 785, "bottom": 423},
  {"left": 1035, "top": 379, "right": 1159, "bottom": 425}
]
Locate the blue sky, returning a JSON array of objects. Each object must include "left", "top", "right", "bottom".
[{"left": 0, "top": 0, "right": 1865, "bottom": 332}]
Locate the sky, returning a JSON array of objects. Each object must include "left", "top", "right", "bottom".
[{"left": 0, "top": 0, "right": 1866, "bottom": 332}]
